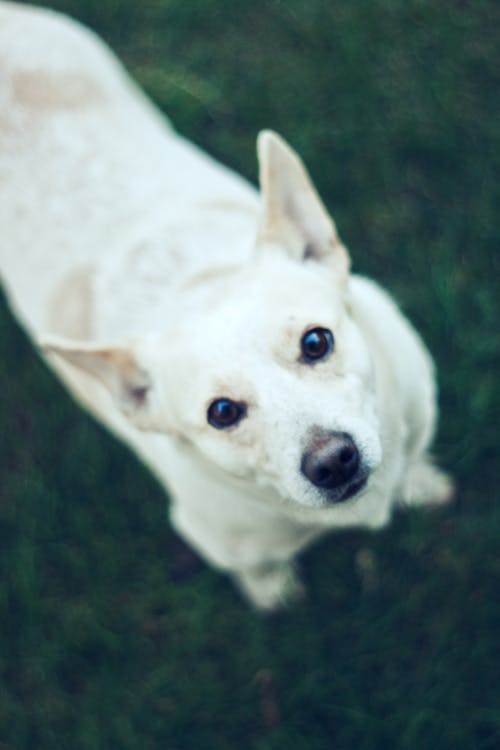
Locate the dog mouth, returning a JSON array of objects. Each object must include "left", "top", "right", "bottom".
[
  {"left": 334, "top": 474, "right": 369, "bottom": 503},
  {"left": 320, "top": 471, "right": 369, "bottom": 506}
]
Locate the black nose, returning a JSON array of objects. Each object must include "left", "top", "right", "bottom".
[{"left": 301, "top": 432, "right": 360, "bottom": 491}]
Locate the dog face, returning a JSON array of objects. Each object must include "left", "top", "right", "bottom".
[
  {"left": 43, "top": 132, "right": 382, "bottom": 509},
  {"left": 160, "top": 250, "right": 381, "bottom": 508}
]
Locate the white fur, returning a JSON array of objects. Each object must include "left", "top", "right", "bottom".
[{"left": 0, "top": 3, "right": 453, "bottom": 610}]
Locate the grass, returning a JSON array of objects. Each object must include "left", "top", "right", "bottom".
[{"left": 1, "top": 1, "right": 499, "bottom": 748}]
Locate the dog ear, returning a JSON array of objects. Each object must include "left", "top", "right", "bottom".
[
  {"left": 40, "top": 336, "right": 155, "bottom": 429},
  {"left": 257, "top": 130, "right": 350, "bottom": 278}
]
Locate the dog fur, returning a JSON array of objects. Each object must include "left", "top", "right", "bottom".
[{"left": 0, "top": 2, "right": 453, "bottom": 609}]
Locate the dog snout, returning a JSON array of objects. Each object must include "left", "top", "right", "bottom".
[{"left": 301, "top": 432, "right": 360, "bottom": 495}]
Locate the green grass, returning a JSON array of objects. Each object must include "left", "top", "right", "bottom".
[{"left": 1, "top": 1, "right": 499, "bottom": 748}]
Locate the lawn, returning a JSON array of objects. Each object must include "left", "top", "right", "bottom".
[{"left": 0, "top": 1, "right": 499, "bottom": 748}]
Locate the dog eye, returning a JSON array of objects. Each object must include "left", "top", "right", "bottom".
[
  {"left": 207, "top": 398, "right": 247, "bottom": 429},
  {"left": 301, "top": 327, "right": 334, "bottom": 363}
]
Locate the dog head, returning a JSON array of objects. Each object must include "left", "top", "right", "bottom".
[{"left": 43, "top": 132, "right": 382, "bottom": 510}]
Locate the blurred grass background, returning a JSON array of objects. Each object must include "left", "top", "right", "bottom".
[{"left": 0, "top": 1, "right": 499, "bottom": 748}]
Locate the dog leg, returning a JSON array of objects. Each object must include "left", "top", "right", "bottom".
[
  {"left": 399, "top": 458, "right": 455, "bottom": 507},
  {"left": 233, "top": 561, "right": 305, "bottom": 612}
]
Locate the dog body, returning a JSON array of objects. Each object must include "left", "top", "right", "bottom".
[{"left": 0, "top": 3, "right": 452, "bottom": 608}]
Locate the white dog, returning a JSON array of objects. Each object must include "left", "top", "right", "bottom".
[{"left": 0, "top": 3, "right": 452, "bottom": 609}]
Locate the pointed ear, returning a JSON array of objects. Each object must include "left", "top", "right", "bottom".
[
  {"left": 257, "top": 130, "right": 349, "bottom": 278},
  {"left": 40, "top": 336, "right": 155, "bottom": 429}
]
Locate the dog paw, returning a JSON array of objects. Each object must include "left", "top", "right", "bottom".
[
  {"left": 399, "top": 461, "right": 455, "bottom": 508},
  {"left": 234, "top": 562, "right": 306, "bottom": 612}
]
